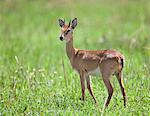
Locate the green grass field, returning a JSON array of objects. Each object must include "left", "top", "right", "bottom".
[{"left": 0, "top": 0, "right": 150, "bottom": 115}]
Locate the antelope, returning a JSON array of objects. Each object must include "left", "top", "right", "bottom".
[{"left": 58, "top": 18, "right": 127, "bottom": 108}]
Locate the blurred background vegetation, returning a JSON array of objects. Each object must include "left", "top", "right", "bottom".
[{"left": 0, "top": 0, "right": 150, "bottom": 115}]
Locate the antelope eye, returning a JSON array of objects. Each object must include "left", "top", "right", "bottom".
[{"left": 65, "top": 30, "right": 70, "bottom": 35}]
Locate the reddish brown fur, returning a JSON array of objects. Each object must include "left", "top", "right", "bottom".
[
  {"left": 62, "top": 25, "right": 69, "bottom": 31},
  {"left": 59, "top": 18, "right": 127, "bottom": 108}
]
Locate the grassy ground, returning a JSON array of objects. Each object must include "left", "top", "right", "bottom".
[{"left": 0, "top": 0, "right": 150, "bottom": 115}]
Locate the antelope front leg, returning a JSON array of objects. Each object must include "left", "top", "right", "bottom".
[
  {"left": 79, "top": 72, "right": 85, "bottom": 101},
  {"left": 86, "top": 75, "right": 97, "bottom": 103}
]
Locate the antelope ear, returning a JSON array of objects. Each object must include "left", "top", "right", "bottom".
[
  {"left": 58, "top": 19, "right": 65, "bottom": 27},
  {"left": 71, "top": 18, "right": 77, "bottom": 29}
]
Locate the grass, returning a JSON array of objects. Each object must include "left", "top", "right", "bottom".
[{"left": 0, "top": 0, "right": 150, "bottom": 115}]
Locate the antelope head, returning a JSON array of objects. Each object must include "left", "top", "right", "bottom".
[{"left": 58, "top": 18, "right": 77, "bottom": 42}]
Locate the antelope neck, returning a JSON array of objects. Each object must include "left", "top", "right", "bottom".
[{"left": 66, "top": 37, "right": 75, "bottom": 60}]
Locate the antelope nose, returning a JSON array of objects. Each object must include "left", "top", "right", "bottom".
[{"left": 59, "top": 36, "right": 63, "bottom": 41}]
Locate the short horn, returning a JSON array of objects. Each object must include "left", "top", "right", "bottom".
[
  {"left": 68, "top": 19, "right": 71, "bottom": 27},
  {"left": 64, "top": 19, "right": 65, "bottom": 24}
]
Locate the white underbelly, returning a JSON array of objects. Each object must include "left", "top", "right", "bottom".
[{"left": 87, "top": 67, "right": 101, "bottom": 76}]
